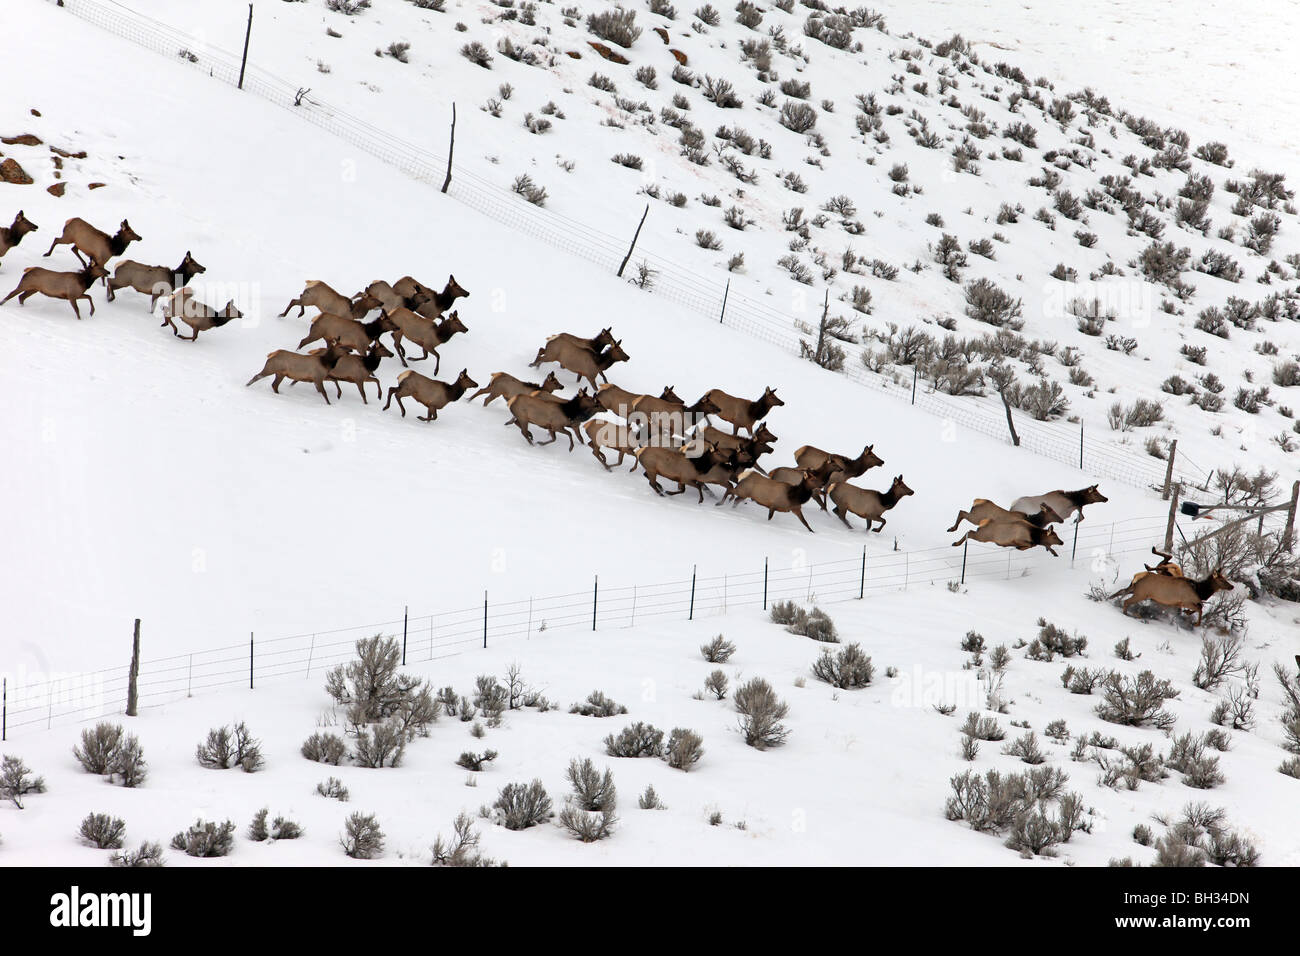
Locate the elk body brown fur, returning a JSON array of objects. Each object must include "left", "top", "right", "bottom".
[
  {"left": 1109, "top": 569, "right": 1233, "bottom": 625},
  {"left": 703, "top": 386, "right": 784, "bottom": 437},
  {"left": 828, "top": 475, "right": 914, "bottom": 532},
  {"left": 951, "top": 518, "right": 1064, "bottom": 556},
  {"left": 722, "top": 469, "right": 821, "bottom": 532},
  {"left": 595, "top": 382, "right": 679, "bottom": 417},
  {"left": 306, "top": 341, "right": 392, "bottom": 403},
  {"left": 634, "top": 442, "right": 740, "bottom": 504},
  {"left": 531, "top": 339, "right": 630, "bottom": 390},
  {"left": 1011, "top": 485, "right": 1108, "bottom": 524},
  {"left": 279, "top": 280, "right": 378, "bottom": 320},
  {"left": 793, "top": 443, "right": 883, "bottom": 479},
  {"left": 297, "top": 311, "right": 395, "bottom": 353},
  {"left": 947, "top": 499, "right": 1061, "bottom": 533},
  {"left": 160, "top": 287, "right": 241, "bottom": 341},
  {"left": 471, "top": 370, "right": 564, "bottom": 406},
  {"left": 409, "top": 275, "right": 470, "bottom": 319},
  {"left": 386, "top": 309, "right": 468, "bottom": 372},
  {"left": 384, "top": 368, "right": 478, "bottom": 421},
  {"left": 504, "top": 389, "right": 601, "bottom": 449},
  {"left": 245, "top": 345, "right": 346, "bottom": 404},
  {"left": 107, "top": 252, "right": 206, "bottom": 308},
  {"left": 532, "top": 328, "right": 618, "bottom": 367},
  {"left": 584, "top": 418, "right": 645, "bottom": 470},
  {"left": 44, "top": 217, "right": 140, "bottom": 268},
  {"left": 1, "top": 262, "right": 108, "bottom": 319},
  {"left": 0, "top": 210, "right": 38, "bottom": 266}
]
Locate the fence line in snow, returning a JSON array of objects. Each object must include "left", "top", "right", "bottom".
[
  {"left": 0, "top": 514, "right": 1171, "bottom": 739},
  {"left": 42, "top": 0, "right": 1216, "bottom": 497}
]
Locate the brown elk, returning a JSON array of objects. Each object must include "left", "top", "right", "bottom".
[
  {"left": 1143, "top": 547, "right": 1184, "bottom": 577},
  {"left": 0, "top": 210, "right": 38, "bottom": 265},
  {"left": 952, "top": 518, "right": 1064, "bottom": 556},
  {"left": 245, "top": 344, "right": 347, "bottom": 404},
  {"left": 794, "top": 443, "right": 884, "bottom": 479},
  {"left": 384, "top": 368, "right": 478, "bottom": 421},
  {"left": 301, "top": 341, "right": 392, "bottom": 403},
  {"left": 722, "top": 468, "right": 821, "bottom": 532},
  {"left": 504, "top": 389, "right": 602, "bottom": 449},
  {"left": 107, "top": 251, "right": 206, "bottom": 308},
  {"left": 387, "top": 309, "right": 468, "bottom": 372},
  {"left": 409, "top": 275, "right": 470, "bottom": 319},
  {"left": 391, "top": 276, "right": 434, "bottom": 304},
  {"left": 531, "top": 328, "right": 618, "bottom": 368},
  {"left": 297, "top": 311, "right": 396, "bottom": 353},
  {"left": 595, "top": 382, "right": 679, "bottom": 417},
  {"left": 702, "top": 385, "right": 784, "bottom": 436},
  {"left": 947, "top": 499, "right": 1062, "bottom": 533},
  {"left": 471, "top": 370, "right": 564, "bottom": 406},
  {"left": 629, "top": 392, "right": 720, "bottom": 445},
  {"left": 1, "top": 262, "right": 108, "bottom": 319},
  {"left": 160, "top": 288, "right": 242, "bottom": 341},
  {"left": 279, "top": 281, "right": 379, "bottom": 320},
  {"left": 634, "top": 441, "right": 742, "bottom": 504},
  {"left": 695, "top": 423, "right": 775, "bottom": 474},
  {"left": 1109, "top": 568, "right": 1233, "bottom": 625},
  {"left": 1011, "top": 485, "right": 1108, "bottom": 524},
  {"left": 532, "top": 339, "right": 630, "bottom": 390},
  {"left": 43, "top": 217, "right": 141, "bottom": 268},
  {"left": 584, "top": 418, "right": 645, "bottom": 471},
  {"left": 828, "top": 475, "right": 914, "bottom": 532}
]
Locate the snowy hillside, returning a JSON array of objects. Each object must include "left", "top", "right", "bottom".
[{"left": 0, "top": 0, "right": 1297, "bottom": 869}]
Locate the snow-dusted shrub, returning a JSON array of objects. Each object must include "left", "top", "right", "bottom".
[
  {"left": 1026, "top": 619, "right": 1087, "bottom": 660},
  {"left": 1192, "top": 634, "right": 1245, "bottom": 690},
  {"left": 665, "top": 728, "right": 705, "bottom": 770},
  {"left": 456, "top": 750, "right": 498, "bottom": 772},
  {"left": 780, "top": 101, "right": 818, "bottom": 132},
  {"left": 326, "top": 0, "right": 371, "bottom": 13},
  {"left": 1096, "top": 670, "right": 1178, "bottom": 729},
  {"left": 638, "top": 785, "right": 664, "bottom": 809},
  {"left": 493, "top": 779, "right": 553, "bottom": 830},
  {"left": 432, "top": 812, "right": 501, "bottom": 866},
  {"left": 700, "top": 634, "right": 736, "bottom": 662},
  {"left": 460, "top": 41, "right": 492, "bottom": 68},
  {"left": 79, "top": 813, "right": 126, "bottom": 849},
  {"left": 960, "top": 712, "right": 1006, "bottom": 741},
  {"left": 734, "top": 677, "right": 790, "bottom": 749},
  {"left": 605, "top": 722, "right": 665, "bottom": 758},
  {"left": 703, "top": 670, "right": 729, "bottom": 700},
  {"left": 73, "top": 723, "right": 122, "bottom": 775},
  {"left": 511, "top": 174, "right": 548, "bottom": 205},
  {"left": 196, "top": 722, "right": 264, "bottom": 772},
  {"left": 302, "top": 731, "right": 347, "bottom": 765},
  {"left": 570, "top": 690, "right": 628, "bottom": 717},
  {"left": 316, "top": 776, "right": 350, "bottom": 801},
  {"left": 1002, "top": 731, "right": 1046, "bottom": 765},
  {"left": 587, "top": 8, "right": 641, "bottom": 48},
  {"left": 811, "top": 643, "right": 874, "bottom": 688},
  {"left": 694, "top": 4, "right": 720, "bottom": 26},
  {"left": 964, "top": 278, "right": 1023, "bottom": 329},
  {"left": 248, "top": 808, "right": 270, "bottom": 842},
  {"left": 340, "top": 812, "right": 384, "bottom": 859},
  {"left": 703, "top": 75, "right": 743, "bottom": 108},
  {"left": 273, "top": 816, "right": 302, "bottom": 840},
  {"left": 110, "top": 842, "right": 164, "bottom": 868},
  {"left": 353, "top": 720, "right": 405, "bottom": 768},
  {"left": 327, "top": 636, "right": 437, "bottom": 738},
  {"left": 171, "top": 819, "right": 236, "bottom": 858}
]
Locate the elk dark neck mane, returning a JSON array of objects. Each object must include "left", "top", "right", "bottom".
[
  {"left": 1063, "top": 488, "right": 1089, "bottom": 507},
  {"left": 746, "top": 396, "right": 772, "bottom": 421},
  {"left": 434, "top": 317, "right": 460, "bottom": 342},
  {"left": 880, "top": 485, "right": 904, "bottom": 507},
  {"left": 177, "top": 259, "right": 201, "bottom": 284},
  {"left": 789, "top": 483, "right": 814, "bottom": 506},
  {"left": 363, "top": 316, "right": 388, "bottom": 338},
  {"left": 109, "top": 231, "right": 132, "bottom": 256},
  {"left": 362, "top": 350, "right": 383, "bottom": 373},
  {"left": 1193, "top": 575, "right": 1221, "bottom": 599}
]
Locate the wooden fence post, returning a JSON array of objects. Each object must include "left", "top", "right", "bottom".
[
  {"left": 237, "top": 5, "right": 253, "bottom": 91},
  {"left": 249, "top": 632, "right": 254, "bottom": 690},
  {"left": 1165, "top": 483, "right": 1181, "bottom": 553},
  {"left": 1285, "top": 480, "right": 1299, "bottom": 552},
  {"left": 126, "top": 618, "right": 140, "bottom": 717},
  {"left": 719, "top": 278, "right": 730, "bottom": 324},
  {"left": 1161, "top": 439, "right": 1178, "bottom": 500},
  {"left": 616, "top": 205, "right": 649, "bottom": 278},
  {"left": 441, "top": 102, "right": 456, "bottom": 193}
]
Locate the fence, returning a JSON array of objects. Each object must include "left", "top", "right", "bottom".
[
  {"left": 1, "top": 513, "right": 1172, "bottom": 739},
  {"left": 41, "top": 0, "right": 1217, "bottom": 497}
]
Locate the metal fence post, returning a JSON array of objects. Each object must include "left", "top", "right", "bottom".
[
  {"left": 960, "top": 539, "right": 968, "bottom": 584},
  {"left": 592, "top": 575, "right": 598, "bottom": 631},
  {"left": 688, "top": 565, "right": 696, "bottom": 621},
  {"left": 762, "top": 557, "right": 768, "bottom": 610},
  {"left": 1079, "top": 422, "right": 1084, "bottom": 470},
  {"left": 402, "top": 605, "right": 408, "bottom": 666},
  {"left": 249, "top": 632, "right": 254, "bottom": 690},
  {"left": 911, "top": 366, "right": 918, "bottom": 405},
  {"left": 483, "top": 592, "right": 488, "bottom": 649},
  {"left": 237, "top": 4, "right": 253, "bottom": 91},
  {"left": 2, "top": 678, "right": 6, "bottom": 742},
  {"left": 1071, "top": 521, "right": 1080, "bottom": 566},
  {"left": 719, "top": 278, "right": 730, "bottom": 324},
  {"left": 859, "top": 546, "right": 866, "bottom": 599}
]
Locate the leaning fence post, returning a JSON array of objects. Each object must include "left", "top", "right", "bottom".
[
  {"left": 859, "top": 546, "right": 866, "bottom": 598},
  {"left": 592, "top": 575, "right": 598, "bottom": 631},
  {"left": 616, "top": 204, "right": 649, "bottom": 278},
  {"left": 719, "top": 278, "right": 730, "bottom": 324},
  {"left": 306, "top": 634, "right": 315, "bottom": 679},
  {"left": 188, "top": 654, "right": 193, "bottom": 697},
  {"left": 237, "top": 4, "right": 253, "bottom": 91},
  {"left": 402, "top": 605, "right": 408, "bottom": 666},
  {"left": 1284, "top": 479, "right": 1299, "bottom": 552},
  {"left": 911, "top": 366, "right": 918, "bottom": 405},
  {"left": 126, "top": 618, "right": 140, "bottom": 718},
  {"left": 688, "top": 565, "right": 697, "bottom": 621},
  {"left": 1165, "top": 483, "right": 1182, "bottom": 553},
  {"left": 1161, "top": 439, "right": 1178, "bottom": 500},
  {"left": 1071, "top": 521, "right": 1080, "bottom": 566},
  {"left": 441, "top": 102, "right": 456, "bottom": 194},
  {"left": 960, "top": 539, "right": 968, "bottom": 584}
]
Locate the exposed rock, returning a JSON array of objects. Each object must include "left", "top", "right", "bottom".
[
  {"left": 0, "top": 158, "right": 34, "bottom": 185},
  {"left": 2, "top": 134, "right": 43, "bottom": 147},
  {"left": 588, "top": 41, "right": 629, "bottom": 65},
  {"left": 47, "top": 182, "right": 66, "bottom": 197},
  {"left": 670, "top": 48, "right": 688, "bottom": 66}
]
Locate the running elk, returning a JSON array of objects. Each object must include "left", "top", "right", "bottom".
[
  {"left": 695, "top": 423, "right": 775, "bottom": 474},
  {"left": 297, "top": 311, "right": 396, "bottom": 353},
  {"left": 947, "top": 499, "right": 1061, "bottom": 532},
  {"left": 629, "top": 392, "right": 720, "bottom": 444},
  {"left": 279, "top": 281, "right": 379, "bottom": 320},
  {"left": 387, "top": 309, "right": 468, "bottom": 372},
  {"left": 1110, "top": 568, "right": 1232, "bottom": 625},
  {"left": 722, "top": 469, "right": 821, "bottom": 532},
  {"left": 634, "top": 442, "right": 741, "bottom": 504},
  {"left": 160, "top": 287, "right": 242, "bottom": 341},
  {"left": 309, "top": 341, "right": 392, "bottom": 403},
  {"left": 531, "top": 328, "right": 618, "bottom": 368},
  {"left": 471, "top": 370, "right": 563, "bottom": 406},
  {"left": 44, "top": 217, "right": 140, "bottom": 268},
  {"left": 0, "top": 210, "right": 38, "bottom": 266},
  {"left": 595, "top": 383, "right": 679, "bottom": 417},
  {"left": 1, "top": 262, "right": 108, "bottom": 319},
  {"left": 504, "top": 389, "right": 602, "bottom": 449},
  {"left": 410, "top": 274, "right": 470, "bottom": 319},
  {"left": 584, "top": 418, "right": 645, "bottom": 471},
  {"left": 245, "top": 344, "right": 347, "bottom": 404},
  {"left": 702, "top": 386, "right": 784, "bottom": 436},
  {"left": 952, "top": 518, "right": 1064, "bottom": 556},
  {"left": 1011, "top": 485, "right": 1108, "bottom": 524},
  {"left": 107, "top": 251, "right": 206, "bottom": 308},
  {"left": 532, "top": 339, "right": 630, "bottom": 390},
  {"left": 794, "top": 443, "right": 884, "bottom": 479},
  {"left": 828, "top": 475, "right": 914, "bottom": 532},
  {"left": 384, "top": 368, "right": 478, "bottom": 421}
]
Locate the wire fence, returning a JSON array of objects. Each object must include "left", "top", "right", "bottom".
[
  {"left": 1, "top": 513, "right": 1172, "bottom": 740},
  {"left": 43, "top": 0, "right": 1217, "bottom": 497}
]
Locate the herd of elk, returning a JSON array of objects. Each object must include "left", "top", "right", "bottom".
[{"left": 0, "top": 210, "right": 38, "bottom": 266}]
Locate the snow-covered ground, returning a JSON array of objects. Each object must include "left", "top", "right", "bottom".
[{"left": 0, "top": 0, "right": 1296, "bottom": 867}]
